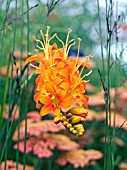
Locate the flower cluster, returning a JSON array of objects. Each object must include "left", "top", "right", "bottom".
[
  {"left": 14, "top": 134, "right": 79, "bottom": 158},
  {"left": 13, "top": 111, "right": 65, "bottom": 141},
  {"left": 0, "top": 160, "right": 34, "bottom": 170},
  {"left": 56, "top": 149, "right": 103, "bottom": 168},
  {"left": 25, "top": 26, "right": 92, "bottom": 135}
]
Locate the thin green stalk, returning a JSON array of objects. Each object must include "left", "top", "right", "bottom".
[
  {"left": 104, "top": 0, "right": 114, "bottom": 169},
  {"left": 112, "top": 0, "right": 118, "bottom": 137},
  {"left": 97, "top": 0, "right": 105, "bottom": 76},
  {"left": 4, "top": 0, "right": 18, "bottom": 168},
  {"left": 0, "top": 53, "right": 11, "bottom": 131},
  {"left": 105, "top": 0, "right": 114, "bottom": 169},
  {"left": 0, "top": 0, "right": 12, "bottom": 68},
  {"left": 104, "top": 0, "right": 108, "bottom": 169},
  {"left": 109, "top": 1, "right": 114, "bottom": 169},
  {"left": 0, "top": 68, "right": 33, "bottom": 162},
  {"left": 23, "top": 0, "right": 30, "bottom": 169},
  {"left": 0, "top": 58, "right": 32, "bottom": 163},
  {"left": 4, "top": 61, "right": 13, "bottom": 170},
  {"left": 107, "top": 40, "right": 111, "bottom": 170},
  {"left": 112, "top": 0, "right": 119, "bottom": 169},
  {"left": 0, "top": 93, "right": 22, "bottom": 162},
  {"left": 16, "top": 0, "right": 24, "bottom": 169}
]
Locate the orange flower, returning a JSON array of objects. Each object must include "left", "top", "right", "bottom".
[
  {"left": 24, "top": 26, "right": 93, "bottom": 135},
  {"left": 39, "top": 90, "right": 74, "bottom": 117}
]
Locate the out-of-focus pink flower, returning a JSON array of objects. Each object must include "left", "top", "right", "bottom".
[
  {"left": 88, "top": 87, "right": 127, "bottom": 112},
  {"left": 2, "top": 105, "right": 19, "bottom": 121},
  {"left": 33, "top": 140, "right": 53, "bottom": 158},
  {"left": 13, "top": 117, "right": 65, "bottom": 141},
  {"left": 27, "top": 111, "right": 41, "bottom": 121},
  {"left": 86, "top": 83, "right": 96, "bottom": 93},
  {"left": 14, "top": 137, "right": 55, "bottom": 158},
  {"left": 119, "top": 162, "right": 127, "bottom": 170},
  {"left": 44, "top": 134, "right": 79, "bottom": 151},
  {"left": 0, "top": 160, "right": 34, "bottom": 170},
  {"left": 85, "top": 149, "right": 103, "bottom": 161},
  {"left": 86, "top": 109, "right": 106, "bottom": 121},
  {"left": 78, "top": 130, "right": 94, "bottom": 147},
  {"left": 14, "top": 51, "right": 27, "bottom": 59},
  {"left": 14, "top": 138, "right": 36, "bottom": 154},
  {"left": 0, "top": 61, "right": 34, "bottom": 78},
  {"left": 101, "top": 137, "right": 125, "bottom": 147},
  {"left": 14, "top": 133, "right": 80, "bottom": 159},
  {"left": 56, "top": 149, "right": 103, "bottom": 168},
  {"left": 107, "top": 112, "right": 127, "bottom": 130},
  {"left": 88, "top": 91, "right": 105, "bottom": 107}
]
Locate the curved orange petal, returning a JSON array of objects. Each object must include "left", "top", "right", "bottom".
[
  {"left": 56, "top": 61, "right": 66, "bottom": 69},
  {"left": 53, "top": 107, "right": 61, "bottom": 117},
  {"left": 59, "top": 82, "right": 70, "bottom": 90},
  {"left": 40, "top": 104, "right": 53, "bottom": 116},
  {"left": 39, "top": 95, "right": 51, "bottom": 105},
  {"left": 54, "top": 77, "right": 63, "bottom": 86},
  {"left": 58, "top": 69, "right": 68, "bottom": 77},
  {"left": 36, "top": 103, "right": 42, "bottom": 109},
  {"left": 34, "top": 69, "right": 42, "bottom": 74},
  {"left": 57, "top": 90, "right": 67, "bottom": 99},
  {"left": 34, "top": 92, "right": 40, "bottom": 102},
  {"left": 36, "top": 74, "right": 45, "bottom": 83},
  {"left": 60, "top": 94, "right": 74, "bottom": 108},
  {"left": 24, "top": 54, "right": 42, "bottom": 66},
  {"left": 45, "top": 81, "right": 56, "bottom": 94}
]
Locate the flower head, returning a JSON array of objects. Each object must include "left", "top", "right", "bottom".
[
  {"left": 0, "top": 160, "right": 34, "bottom": 170},
  {"left": 24, "top": 26, "right": 93, "bottom": 135},
  {"left": 56, "top": 149, "right": 103, "bottom": 168}
]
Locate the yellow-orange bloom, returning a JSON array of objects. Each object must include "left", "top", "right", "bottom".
[{"left": 24, "top": 26, "right": 93, "bottom": 135}]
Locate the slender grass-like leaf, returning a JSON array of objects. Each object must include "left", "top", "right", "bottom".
[
  {"left": 23, "top": 1, "right": 30, "bottom": 169},
  {"left": 0, "top": 53, "right": 11, "bottom": 131}
]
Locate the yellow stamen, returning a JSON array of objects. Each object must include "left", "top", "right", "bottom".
[
  {"left": 55, "top": 34, "right": 64, "bottom": 47},
  {"left": 40, "top": 30, "right": 46, "bottom": 47},
  {"left": 64, "top": 28, "right": 72, "bottom": 59},
  {"left": 77, "top": 38, "right": 81, "bottom": 57},
  {"left": 30, "top": 63, "right": 40, "bottom": 70},
  {"left": 70, "top": 38, "right": 81, "bottom": 80},
  {"left": 52, "top": 96, "right": 60, "bottom": 107},
  {"left": 66, "top": 41, "right": 75, "bottom": 57},
  {"left": 81, "top": 70, "right": 92, "bottom": 80}
]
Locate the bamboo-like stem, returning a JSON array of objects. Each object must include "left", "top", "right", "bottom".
[
  {"left": 0, "top": 91, "right": 22, "bottom": 163},
  {"left": 97, "top": 0, "right": 105, "bottom": 76},
  {"left": 105, "top": 1, "right": 114, "bottom": 170},
  {"left": 4, "top": 0, "right": 17, "bottom": 168},
  {"left": 112, "top": 0, "right": 119, "bottom": 169},
  {"left": 0, "top": 0, "right": 12, "bottom": 61},
  {"left": 0, "top": 53, "right": 11, "bottom": 131},
  {"left": 23, "top": 0, "right": 30, "bottom": 169}
]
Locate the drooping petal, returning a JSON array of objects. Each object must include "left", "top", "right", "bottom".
[
  {"left": 54, "top": 77, "right": 63, "bottom": 86},
  {"left": 40, "top": 104, "right": 53, "bottom": 116},
  {"left": 34, "top": 92, "right": 40, "bottom": 102},
  {"left": 53, "top": 107, "right": 61, "bottom": 117},
  {"left": 39, "top": 95, "right": 51, "bottom": 105},
  {"left": 24, "top": 54, "right": 42, "bottom": 66},
  {"left": 60, "top": 95, "right": 74, "bottom": 108},
  {"left": 36, "top": 103, "right": 42, "bottom": 109},
  {"left": 45, "top": 81, "right": 56, "bottom": 95},
  {"left": 58, "top": 68, "right": 69, "bottom": 77},
  {"left": 59, "top": 82, "right": 70, "bottom": 90}
]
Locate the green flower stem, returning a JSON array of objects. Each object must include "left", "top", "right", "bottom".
[{"left": 23, "top": 0, "right": 30, "bottom": 169}]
